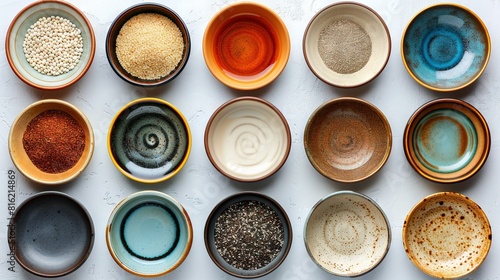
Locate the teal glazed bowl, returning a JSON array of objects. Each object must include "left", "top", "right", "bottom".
[
  {"left": 404, "top": 98, "right": 490, "bottom": 183},
  {"left": 106, "top": 190, "right": 193, "bottom": 277},
  {"left": 402, "top": 4, "right": 490, "bottom": 91}
]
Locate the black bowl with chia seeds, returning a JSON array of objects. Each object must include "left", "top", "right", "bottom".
[{"left": 204, "top": 192, "right": 292, "bottom": 278}]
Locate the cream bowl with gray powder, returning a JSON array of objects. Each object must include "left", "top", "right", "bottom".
[{"left": 303, "top": 2, "right": 391, "bottom": 88}]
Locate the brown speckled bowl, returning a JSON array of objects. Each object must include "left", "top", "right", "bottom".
[
  {"left": 304, "top": 97, "right": 392, "bottom": 183},
  {"left": 403, "top": 192, "right": 492, "bottom": 279}
]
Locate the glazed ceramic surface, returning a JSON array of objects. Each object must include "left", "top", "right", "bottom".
[
  {"left": 10, "top": 192, "right": 94, "bottom": 277},
  {"left": 205, "top": 97, "right": 291, "bottom": 182},
  {"left": 402, "top": 4, "right": 490, "bottom": 91},
  {"left": 403, "top": 192, "right": 491, "bottom": 279},
  {"left": 106, "top": 191, "right": 192, "bottom": 277},
  {"left": 304, "top": 191, "right": 391, "bottom": 277},
  {"left": 404, "top": 98, "right": 490, "bottom": 183},
  {"left": 108, "top": 98, "right": 191, "bottom": 183},
  {"left": 304, "top": 97, "right": 391, "bottom": 182},
  {"left": 5, "top": 0, "right": 95, "bottom": 90}
]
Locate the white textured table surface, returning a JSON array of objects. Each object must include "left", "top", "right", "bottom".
[{"left": 2, "top": 0, "right": 500, "bottom": 279}]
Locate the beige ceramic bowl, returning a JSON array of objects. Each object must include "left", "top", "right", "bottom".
[
  {"left": 403, "top": 192, "right": 492, "bottom": 279},
  {"left": 304, "top": 97, "right": 392, "bottom": 183},
  {"left": 303, "top": 2, "right": 391, "bottom": 88},
  {"left": 9, "top": 99, "right": 94, "bottom": 184},
  {"left": 304, "top": 191, "right": 391, "bottom": 277}
]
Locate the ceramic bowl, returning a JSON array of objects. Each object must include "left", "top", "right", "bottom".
[
  {"left": 203, "top": 1, "right": 290, "bottom": 90},
  {"left": 204, "top": 192, "right": 292, "bottom": 278},
  {"left": 402, "top": 4, "right": 490, "bottom": 91},
  {"left": 403, "top": 192, "right": 492, "bottom": 278},
  {"left": 304, "top": 191, "right": 391, "bottom": 277},
  {"left": 403, "top": 98, "right": 490, "bottom": 183},
  {"left": 106, "top": 3, "right": 191, "bottom": 87},
  {"left": 304, "top": 97, "right": 392, "bottom": 183},
  {"left": 106, "top": 190, "right": 193, "bottom": 277},
  {"left": 303, "top": 2, "right": 391, "bottom": 88},
  {"left": 205, "top": 97, "right": 291, "bottom": 182},
  {"left": 9, "top": 191, "right": 94, "bottom": 277},
  {"left": 5, "top": 0, "right": 95, "bottom": 90},
  {"left": 108, "top": 98, "right": 191, "bottom": 183},
  {"left": 9, "top": 99, "right": 94, "bottom": 185}
]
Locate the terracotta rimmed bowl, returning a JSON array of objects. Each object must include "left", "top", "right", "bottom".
[
  {"left": 402, "top": 3, "right": 490, "bottom": 91},
  {"left": 106, "top": 3, "right": 191, "bottom": 87},
  {"left": 303, "top": 2, "right": 391, "bottom": 88},
  {"left": 106, "top": 190, "right": 193, "bottom": 277},
  {"left": 9, "top": 99, "right": 94, "bottom": 185},
  {"left": 203, "top": 1, "right": 290, "bottom": 90},
  {"left": 304, "top": 97, "right": 392, "bottom": 183},
  {"left": 205, "top": 97, "right": 291, "bottom": 182},
  {"left": 9, "top": 191, "right": 94, "bottom": 277},
  {"left": 403, "top": 192, "right": 492, "bottom": 278},
  {"left": 5, "top": 0, "right": 96, "bottom": 90},
  {"left": 304, "top": 191, "right": 391, "bottom": 277},
  {"left": 204, "top": 192, "right": 292, "bottom": 278},
  {"left": 108, "top": 98, "right": 191, "bottom": 183},
  {"left": 403, "top": 98, "right": 490, "bottom": 183}
]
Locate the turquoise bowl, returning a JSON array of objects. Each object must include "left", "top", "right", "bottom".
[
  {"left": 404, "top": 98, "right": 490, "bottom": 183},
  {"left": 106, "top": 191, "right": 193, "bottom": 277},
  {"left": 402, "top": 4, "right": 490, "bottom": 91}
]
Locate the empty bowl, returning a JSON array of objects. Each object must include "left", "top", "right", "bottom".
[
  {"left": 304, "top": 191, "right": 391, "bottom": 277},
  {"left": 304, "top": 97, "right": 392, "bottom": 183},
  {"left": 203, "top": 2, "right": 290, "bottom": 90},
  {"left": 5, "top": 0, "right": 96, "bottom": 90},
  {"left": 303, "top": 2, "right": 391, "bottom": 88},
  {"left": 403, "top": 98, "right": 490, "bottom": 183},
  {"left": 106, "top": 190, "right": 193, "bottom": 277},
  {"left": 9, "top": 191, "right": 94, "bottom": 277},
  {"left": 9, "top": 99, "right": 95, "bottom": 185},
  {"left": 108, "top": 98, "right": 191, "bottom": 183},
  {"left": 106, "top": 3, "right": 191, "bottom": 86},
  {"left": 205, "top": 96, "right": 291, "bottom": 182},
  {"left": 402, "top": 3, "right": 490, "bottom": 91},
  {"left": 204, "top": 192, "right": 292, "bottom": 278},
  {"left": 403, "top": 192, "right": 492, "bottom": 278}
]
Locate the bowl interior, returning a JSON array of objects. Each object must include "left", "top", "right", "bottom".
[
  {"left": 6, "top": 0, "right": 95, "bottom": 90},
  {"left": 404, "top": 99, "right": 490, "bottom": 183},
  {"left": 205, "top": 97, "right": 291, "bottom": 182},
  {"left": 402, "top": 4, "right": 490, "bottom": 91},
  {"left": 303, "top": 2, "right": 390, "bottom": 87},
  {"left": 204, "top": 192, "right": 292, "bottom": 278},
  {"left": 304, "top": 98, "right": 391, "bottom": 182},
  {"left": 203, "top": 2, "right": 290, "bottom": 90},
  {"left": 106, "top": 191, "right": 192, "bottom": 277},
  {"left": 11, "top": 192, "right": 94, "bottom": 277},
  {"left": 305, "top": 191, "right": 390, "bottom": 277},
  {"left": 106, "top": 3, "right": 190, "bottom": 86},
  {"left": 9, "top": 100, "right": 94, "bottom": 184},
  {"left": 403, "top": 192, "right": 491, "bottom": 278}
]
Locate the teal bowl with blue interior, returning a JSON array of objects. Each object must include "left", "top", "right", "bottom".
[
  {"left": 106, "top": 190, "right": 193, "bottom": 277},
  {"left": 404, "top": 98, "right": 490, "bottom": 183},
  {"left": 401, "top": 4, "right": 490, "bottom": 91}
]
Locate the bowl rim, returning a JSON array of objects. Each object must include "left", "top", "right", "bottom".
[
  {"left": 402, "top": 191, "right": 492, "bottom": 278},
  {"left": 204, "top": 96, "right": 292, "bottom": 182},
  {"left": 105, "top": 2, "right": 191, "bottom": 87},
  {"left": 400, "top": 3, "right": 491, "bottom": 92},
  {"left": 5, "top": 0, "right": 96, "bottom": 91},
  {"left": 303, "top": 97, "right": 392, "bottom": 183},
  {"left": 107, "top": 97, "right": 192, "bottom": 184},
  {"left": 203, "top": 191, "right": 293, "bottom": 278},
  {"left": 302, "top": 1, "right": 392, "bottom": 88},
  {"left": 105, "top": 190, "right": 193, "bottom": 277},
  {"left": 303, "top": 190, "right": 392, "bottom": 277},
  {"left": 403, "top": 98, "right": 490, "bottom": 183}
]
